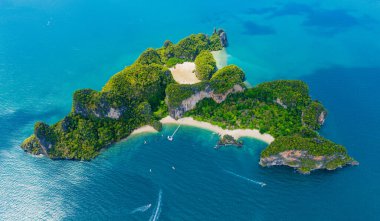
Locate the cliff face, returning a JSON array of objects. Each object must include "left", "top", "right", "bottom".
[
  {"left": 301, "top": 100, "right": 327, "bottom": 130},
  {"left": 260, "top": 150, "right": 358, "bottom": 174},
  {"left": 214, "top": 29, "right": 228, "bottom": 47},
  {"left": 318, "top": 111, "right": 327, "bottom": 125},
  {"left": 169, "top": 84, "right": 244, "bottom": 119},
  {"left": 72, "top": 89, "right": 128, "bottom": 120},
  {"left": 74, "top": 101, "right": 125, "bottom": 120}
]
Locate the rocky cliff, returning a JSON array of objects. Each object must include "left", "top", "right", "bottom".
[
  {"left": 169, "top": 84, "right": 244, "bottom": 119},
  {"left": 260, "top": 150, "right": 358, "bottom": 174},
  {"left": 214, "top": 28, "right": 228, "bottom": 47},
  {"left": 72, "top": 89, "right": 126, "bottom": 119},
  {"left": 260, "top": 135, "right": 358, "bottom": 174}
]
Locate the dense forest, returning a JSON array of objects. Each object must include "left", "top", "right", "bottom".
[
  {"left": 21, "top": 30, "right": 355, "bottom": 173},
  {"left": 21, "top": 30, "right": 226, "bottom": 160},
  {"left": 186, "top": 80, "right": 355, "bottom": 173}
]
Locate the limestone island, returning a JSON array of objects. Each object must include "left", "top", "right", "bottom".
[{"left": 21, "top": 29, "right": 358, "bottom": 174}]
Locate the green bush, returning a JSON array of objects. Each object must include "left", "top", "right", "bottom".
[
  {"left": 136, "top": 48, "right": 163, "bottom": 65},
  {"left": 302, "top": 101, "right": 327, "bottom": 130},
  {"left": 166, "top": 57, "right": 185, "bottom": 68},
  {"left": 194, "top": 51, "right": 217, "bottom": 80},
  {"left": 21, "top": 30, "right": 231, "bottom": 160},
  {"left": 165, "top": 82, "right": 208, "bottom": 108},
  {"left": 261, "top": 136, "right": 347, "bottom": 158},
  {"left": 210, "top": 65, "right": 245, "bottom": 93}
]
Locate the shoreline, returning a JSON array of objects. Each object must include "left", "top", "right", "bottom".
[
  {"left": 129, "top": 116, "right": 274, "bottom": 144},
  {"left": 130, "top": 125, "right": 157, "bottom": 136},
  {"left": 160, "top": 116, "right": 274, "bottom": 144},
  {"left": 211, "top": 48, "right": 228, "bottom": 69}
]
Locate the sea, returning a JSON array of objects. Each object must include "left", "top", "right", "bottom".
[{"left": 1, "top": 0, "right": 380, "bottom": 220}]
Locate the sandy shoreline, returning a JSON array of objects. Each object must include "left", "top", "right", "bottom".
[
  {"left": 130, "top": 125, "right": 157, "bottom": 136},
  {"left": 130, "top": 116, "right": 275, "bottom": 144},
  {"left": 211, "top": 49, "right": 228, "bottom": 69},
  {"left": 160, "top": 116, "right": 274, "bottom": 144}
]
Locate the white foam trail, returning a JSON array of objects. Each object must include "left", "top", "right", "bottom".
[
  {"left": 149, "top": 189, "right": 162, "bottom": 221},
  {"left": 168, "top": 125, "right": 181, "bottom": 140},
  {"left": 224, "top": 170, "right": 266, "bottom": 187},
  {"left": 130, "top": 204, "right": 152, "bottom": 214}
]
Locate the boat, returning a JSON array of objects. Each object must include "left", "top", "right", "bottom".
[{"left": 167, "top": 125, "right": 181, "bottom": 141}]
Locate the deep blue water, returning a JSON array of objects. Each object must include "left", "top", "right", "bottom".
[{"left": 1, "top": 0, "right": 380, "bottom": 220}]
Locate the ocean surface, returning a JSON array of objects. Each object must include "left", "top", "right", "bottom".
[{"left": 1, "top": 0, "right": 380, "bottom": 220}]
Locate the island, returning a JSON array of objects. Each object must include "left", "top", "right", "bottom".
[
  {"left": 21, "top": 29, "right": 358, "bottom": 174},
  {"left": 216, "top": 135, "right": 243, "bottom": 148}
]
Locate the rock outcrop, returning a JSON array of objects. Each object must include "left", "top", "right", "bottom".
[
  {"left": 214, "top": 28, "right": 228, "bottom": 47},
  {"left": 169, "top": 84, "right": 244, "bottom": 119},
  {"left": 275, "top": 98, "right": 287, "bottom": 109},
  {"left": 216, "top": 135, "right": 243, "bottom": 148},
  {"left": 318, "top": 111, "right": 327, "bottom": 125},
  {"left": 73, "top": 89, "right": 127, "bottom": 120}
]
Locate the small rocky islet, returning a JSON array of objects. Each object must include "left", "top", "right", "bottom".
[
  {"left": 216, "top": 135, "right": 243, "bottom": 148},
  {"left": 21, "top": 29, "right": 357, "bottom": 174}
]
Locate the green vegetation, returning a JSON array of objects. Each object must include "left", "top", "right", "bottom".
[
  {"left": 210, "top": 65, "right": 245, "bottom": 93},
  {"left": 325, "top": 156, "right": 354, "bottom": 170},
  {"left": 165, "top": 57, "right": 185, "bottom": 68},
  {"left": 20, "top": 30, "right": 355, "bottom": 173},
  {"left": 21, "top": 30, "right": 228, "bottom": 160},
  {"left": 261, "top": 136, "right": 347, "bottom": 158},
  {"left": 218, "top": 134, "right": 243, "bottom": 147},
  {"left": 261, "top": 135, "right": 354, "bottom": 173},
  {"left": 186, "top": 80, "right": 306, "bottom": 136},
  {"left": 102, "top": 63, "right": 172, "bottom": 110},
  {"left": 194, "top": 51, "right": 217, "bottom": 80},
  {"left": 165, "top": 65, "right": 245, "bottom": 112},
  {"left": 302, "top": 101, "right": 326, "bottom": 130},
  {"left": 185, "top": 80, "right": 356, "bottom": 172},
  {"left": 165, "top": 82, "right": 208, "bottom": 108},
  {"left": 209, "top": 32, "right": 224, "bottom": 50},
  {"left": 21, "top": 135, "right": 41, "bottom": 155},
  {"left": 136, "top": 48, "right": 163, "bottom": 65}
]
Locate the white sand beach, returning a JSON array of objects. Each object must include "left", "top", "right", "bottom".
[
  {"left": 130, "top": 125, "right": 157, "bottom": 136},
  {"left": 169, "top": 62, "right": 200, "bottom": 84},
  {"left": 129, "top": 116, "right": 274, "bottom": 144},
  {"left": 160, "top": 116, "right": 274, "bottom": 144}
]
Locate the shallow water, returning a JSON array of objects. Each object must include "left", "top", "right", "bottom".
[{"left": 1, "top": 0, "right": 380, "bottom": 220}]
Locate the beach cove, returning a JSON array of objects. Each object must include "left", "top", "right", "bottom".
[{"left": 130, "top": 116, "right": 274, "bottom": 144}]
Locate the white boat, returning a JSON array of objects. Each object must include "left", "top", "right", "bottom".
[{"left": 167, "top": 125, "right": 180, "bottom": 141}]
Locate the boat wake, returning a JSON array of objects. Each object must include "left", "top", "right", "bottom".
[
  {"left": 130, "top": 204, "right": 152, "bottom": 214},
  {"left": 224, "top": 170, "right": 266, "bottom": 187},
  {"left": 149, "top": 189, "right": 163, "bottom": 221},
  {"left": 168, "top": 125, "right": 181, "bottom": 141}
]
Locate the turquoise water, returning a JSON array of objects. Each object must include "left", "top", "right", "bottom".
[{"left": 1, "top": 0, "right": 380, "bottom": 220}]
